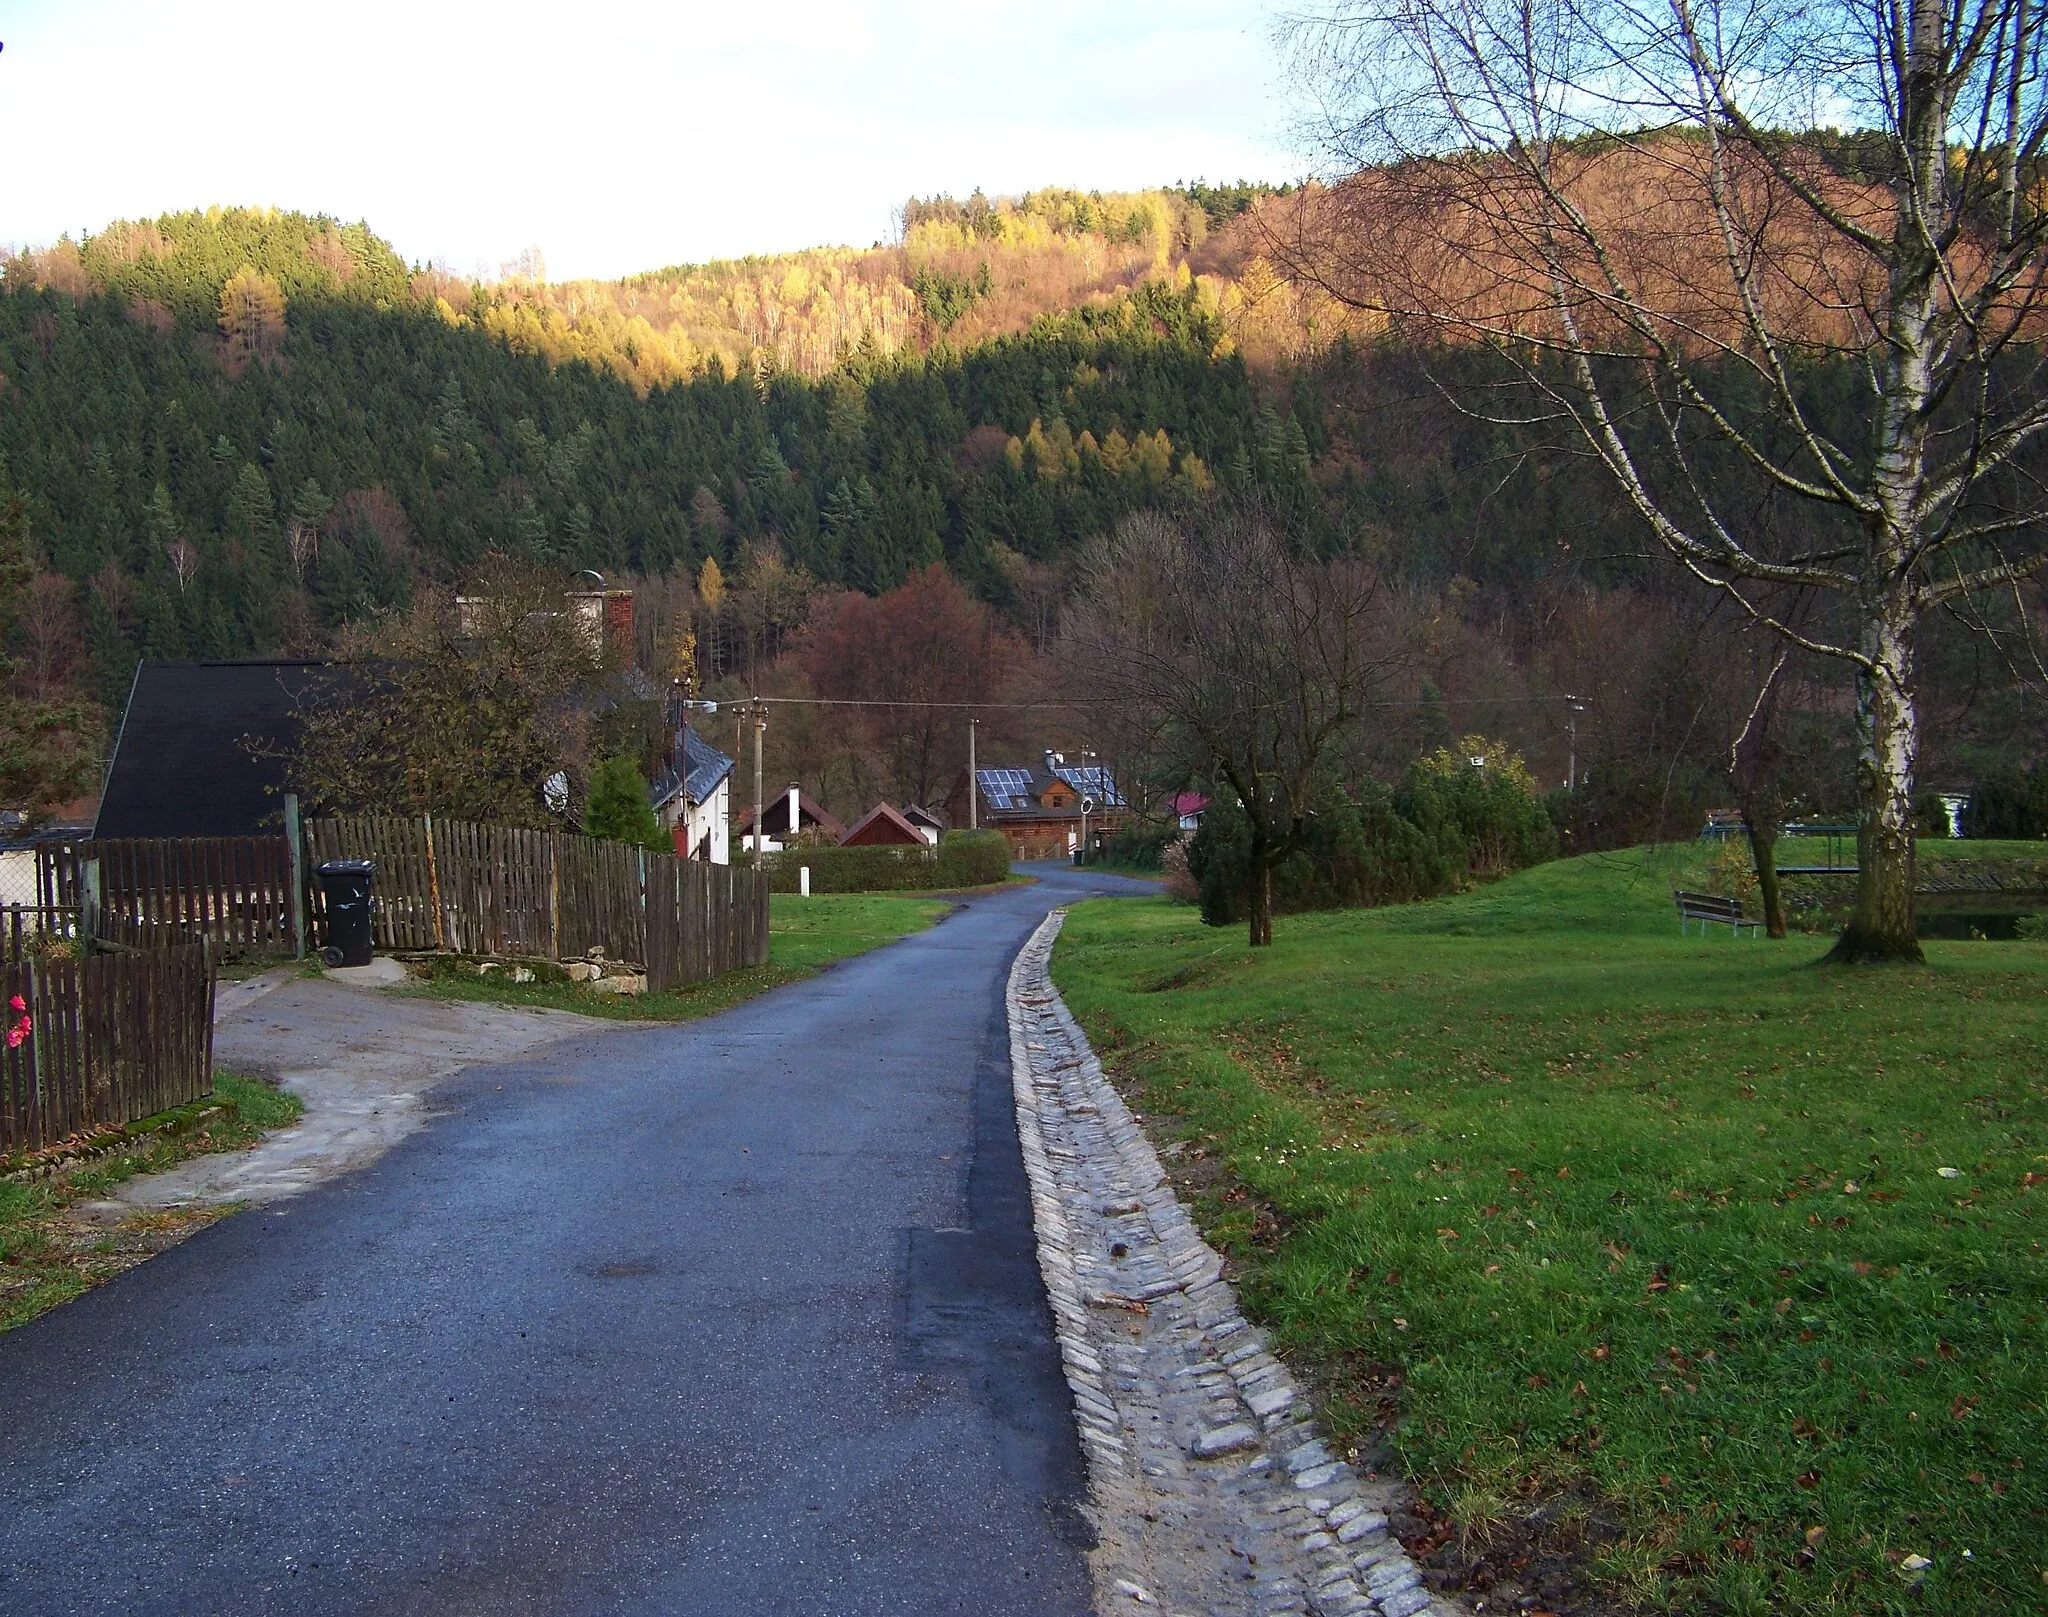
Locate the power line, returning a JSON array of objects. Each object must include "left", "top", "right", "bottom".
[{"left": 715, "top": 693, "right": 1589, "bottom": 712}]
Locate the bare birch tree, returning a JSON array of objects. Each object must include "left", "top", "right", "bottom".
[
  {"left": 1065, "top": 507, "right": 1409, "bottom": 946},
  {"left": 1279, "top": 0, "right": 2048, "bottom": 960}
]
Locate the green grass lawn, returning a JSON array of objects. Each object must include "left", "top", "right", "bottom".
[
  {"left": 1, "top": 1071, "right": 304, "bottom": 1333},
  {"left": 1053, "top": 849, "right": 2047, "bottom": 1616},
  {"left": 398, "top": 892, "right": 949, "bottom": 1021}
]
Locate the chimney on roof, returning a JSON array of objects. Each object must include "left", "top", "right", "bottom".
[
  {"left": 566, "top": 584, "right": 634, "bottom": 653},
  {"left": 788, "top": 781, "right": 800, "bottom": 837},
  {"left": 605, "top": 589, "right": 633, "bottom": 647},
  {"left": 1045, "top": 749, "right": 1063, "bottom": 771}
]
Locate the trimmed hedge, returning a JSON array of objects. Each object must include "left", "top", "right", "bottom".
[{"left": 763, "top": 829, "right": 1012, "bottom": 893}]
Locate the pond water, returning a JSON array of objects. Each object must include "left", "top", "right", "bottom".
[{"left": 1914, "top": 892, "right": 2045, "bottom": 940}]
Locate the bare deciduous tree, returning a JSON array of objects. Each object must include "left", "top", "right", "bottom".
[
  {"left": 15, "top": 573, "right": 79, "bottom": 703},
  {"left": 164, "top": 538, "right": 199, "bottom": 594},
  {"left": 1280, "top": 0, "right": 2048, "bottom": 961},
  {"left": 284, "top": 517, "right": 319, "bottom": 583},
  {"left": 1065, "top": 506, "right": 1412, "bottom": 946}
]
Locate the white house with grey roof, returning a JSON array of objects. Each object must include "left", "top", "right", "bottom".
[{"left": 650, "top": 726, "right": 736, "bottom": 863}]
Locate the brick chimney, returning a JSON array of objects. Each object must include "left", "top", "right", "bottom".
[{"left": 604, "top": 588, "right": 633, "bottom": 647}]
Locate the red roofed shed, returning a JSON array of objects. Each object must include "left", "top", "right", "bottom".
[{"left": 839, "top": 803, "right": 927, "bottom": 847}]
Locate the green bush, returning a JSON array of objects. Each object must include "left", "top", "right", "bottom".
[
  {"left": 1188, "top": 777, "right": 1456, "bottom": 926},
  {"left": 1401, "top": 738, "right": 1559, "bottom": 877},
  {"left": 764, "top": 829, "right": 1010, "bottom": 892},
  {"left": 1964, "top": 763, "right": 2048, "bottom": 839},
  {"left": 1089, "top": 823, "right": 1181, "bottom": 871},
  {"left": 1185, "top": 739, "right": 1555, "bottom": 928},
  {"left": 583, "top": 756, "right": 667, "bottom": 852},
  {"left": 1914, "top": 790, "right": 1954, "bottom": 838}
]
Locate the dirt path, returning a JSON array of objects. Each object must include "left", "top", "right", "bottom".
[{"left": 107, "top": 968, "right": 600, "bottom": 1212}]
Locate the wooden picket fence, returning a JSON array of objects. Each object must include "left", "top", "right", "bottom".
[
  {"left": 0, "top": 930, "right": 216, "bottom": 1158},
  {"left": 37, "top": 837, "right": 298, "bottom": 956},
  {"left": 304, "top": 815, "right": 769, "bottom": 989}
]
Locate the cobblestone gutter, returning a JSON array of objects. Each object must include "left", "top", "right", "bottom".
[{"left": 1007, "top": 911, "right": 1462, "bottom": 1617}]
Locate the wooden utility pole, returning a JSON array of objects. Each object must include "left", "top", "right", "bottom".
[
  {"left": 968, "top": 718, "right": 978, "bottom": 830},
  {"left": 752, "top": 703, "right": 766, "bottom": 870}
]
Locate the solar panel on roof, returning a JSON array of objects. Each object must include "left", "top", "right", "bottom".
[
  {"left": 977, "top": 768, "right": 1035, "bottom": 810},
  {"left": 1050, "top": 765, "right": 1125, "bottom": 808}
]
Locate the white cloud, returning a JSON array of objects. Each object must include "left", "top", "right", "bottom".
[{"left": 0, "top": 0, "right": 1296, "bottom": 279}]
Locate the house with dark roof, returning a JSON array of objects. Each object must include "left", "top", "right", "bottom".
[
  {"left": 975, "top": 751, "right": 1128, "bottom": 860},
  {"left": 96, "top": 660, "right": 346, "bottom": 840},
  {"left": 733, "top": 784, "right": 846, "bottom": 855},
  {"left": 650, "top": 725, "right": 737, "bottom": 863}
]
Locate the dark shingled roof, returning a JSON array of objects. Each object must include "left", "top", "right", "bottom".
[
  {"left": 650, "top": 726, "right": 735, "bottom": 813},
  {"left": 96, "top": 661, "right": 344, "bottom": 840}
]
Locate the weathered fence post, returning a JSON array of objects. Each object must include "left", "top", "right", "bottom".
[
  {"left": 283, "top": 793, "right": 306, "bottom": 959},
  {"left": 423, "top": 811, "right": 445, "bottom": 951},
  {"left": 547, "top": 833, "right": 561, "bottom": 963}
]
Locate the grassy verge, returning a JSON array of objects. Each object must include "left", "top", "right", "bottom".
[
  {"left": 1052, "top": 850, "right": 2047, "bottom": 1616},
  {"left": 0, "top": 1071, "right": 304, "bottom": 1333},
  {"left": 395, "top": 892, "right": 948, "bottom": 1021}
]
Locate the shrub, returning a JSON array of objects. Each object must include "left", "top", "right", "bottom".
[
  {"left": 1091, "top": 823, "right": 1180, "bottom": 870},
  {"left": 1184, "top": 739, "right": 1555, "bottom": 928},
  {"left": 1400, "top": 737, "right": 1559, "bottom": 878},
  {"left": 763, "top": 829, "right": 1009, "bottom": 892},
  {"left": 1964, "top": 764, "right": 2048, "bottom": 839},
  {"left": 1188, "top": 778, "right": 1456, "bottom": 925},
  {"left": 583, "top": 756, "right": 667, "bottom": 852}
]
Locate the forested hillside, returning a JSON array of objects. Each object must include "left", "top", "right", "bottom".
[
  {"left": 0, "top": 185, "right": 2039, "bottom": 840},
  {"left": 0, "top": 204, "right": 1304, "bottom": 715}
]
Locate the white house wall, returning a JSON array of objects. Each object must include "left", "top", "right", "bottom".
[{"left": 689, "top": 782, "right": 730, "bottom": 865}]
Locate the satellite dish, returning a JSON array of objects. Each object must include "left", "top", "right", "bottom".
[{"left": 1081, "top": 796, "right": 1096, "bottom": 814}]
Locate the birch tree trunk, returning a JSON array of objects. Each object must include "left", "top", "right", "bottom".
[{"left": 1833, "top": 611, "right": 1923, "bottom": 961}]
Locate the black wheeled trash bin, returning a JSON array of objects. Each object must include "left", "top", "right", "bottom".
[{"left": 316, "top": 859, "right": 377, "bottom": 967}]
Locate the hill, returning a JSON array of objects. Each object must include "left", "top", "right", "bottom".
[{"left": 0, "top": 200, "right": 1310, "bottom": 717}]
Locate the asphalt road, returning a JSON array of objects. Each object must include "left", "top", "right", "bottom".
[{"left": 0, "top": 863, "right": 1152, "bottom": 1616}]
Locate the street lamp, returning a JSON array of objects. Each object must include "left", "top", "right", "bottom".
[{"left": 1564, "top": 696, "right": 1586, "bottom": 791}]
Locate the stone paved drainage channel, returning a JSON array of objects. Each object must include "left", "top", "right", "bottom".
[{"left": 1008, "top": 911, "right": 1464, "bottom": 1617}]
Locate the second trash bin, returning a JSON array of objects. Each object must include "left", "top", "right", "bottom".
[{"left": 316, "top": 858, "right": 377, "bottom": 967}]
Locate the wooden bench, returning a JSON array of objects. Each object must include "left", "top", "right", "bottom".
[{"left": 1673, "top": 889, "right": 1761, "bottom": 937}]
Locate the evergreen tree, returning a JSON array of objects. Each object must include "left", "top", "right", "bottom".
[
  {"left": 226, "top": 462, "right": 276, "bottom": 544},
  {"left": 583, "top": 755, "right": 666, "bottom": 850}
]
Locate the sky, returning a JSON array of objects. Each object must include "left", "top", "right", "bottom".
[{"left": 0, "top": 0, "right": 1299, "bottom": 282}]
